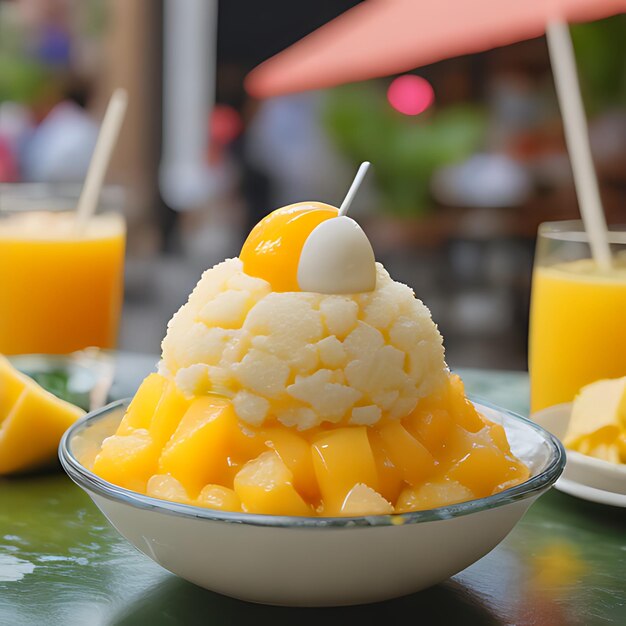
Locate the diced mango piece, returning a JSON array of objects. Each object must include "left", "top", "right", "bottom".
[
  {"left": 0, "top": 356, "right": 84, "bottom": 474},
  {"left": 229, "top": 422, "right": 266, "bottom": 463},
  {"left": 234, "top": 451, "right": 312, "bottom": 516},
  {"left": 396, "top": 479, "right": 475, "bottom": 512},
  {"left": 489, "top": 422, "right": 512, "bottom": 454},
  {"left": 149, "top": 380, "right": 191, "bottom": 446},
  {"left": 312, "top": 427, "right": 378, "bottom": 514},
  {"left": 92, "top": 429, "right": 158, "bottom": 493},
  {"left": 368, "top": 430, "right": 404, "bottom": 504},
  {"left": 448, "top": 374, "right": 485, "bottom": 432},
  {"left": 147, "top": 474, "right": 191, "bottom": 504},
  {"left": 340, "top": 483, "right": 393, "bottom": 517},
  {"left": 441, "top": 424, "right": 489, "bottom": 464},
  {"left": 262, "top": 427, "right": 319, "bottom": 501},
  {"left": 196, "top": 484, "right": 242, "bottom": 512},
  {"left": 378, "top": 420, "right": 437, "bottom": 486},
  {"left": 405, "top": 407, "right": 454, "bottom": 455},
  {"left": 117, "top": 373, "right": 167, "bottom": 435},
  {"left": 447, "top": 444, "right": 525, "bottom": 498},
  {"left": 158, "top": 396, "right": 238, "bottom": 496}
]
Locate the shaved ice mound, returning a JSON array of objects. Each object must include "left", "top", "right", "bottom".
[{"left": 161, "top": 258, "right": 447, "bottom": 429}]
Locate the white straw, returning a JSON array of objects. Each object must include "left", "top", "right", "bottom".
[
  {"left": 546, "top": 20, "right": 612, "bottom": 270},
  {"left": 76, "top": 88, "right": 128, "bottom": 230},
  {"left": 339, "top": 161, "right": 371, "bottom": 216}
]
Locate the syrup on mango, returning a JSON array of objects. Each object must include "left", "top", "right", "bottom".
[{"left": 91, "top": 373, "right": 529, "bottom": 516}]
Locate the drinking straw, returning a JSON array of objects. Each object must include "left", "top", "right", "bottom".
[
  {"left": 546, "top": 20, "right": 612, "bottom": 269},
  {"left": 339, "top": 161, "right": 371, "bottom": 216},
  {"left": 76, "top": 88, "right": 128, "bottom": 230}
]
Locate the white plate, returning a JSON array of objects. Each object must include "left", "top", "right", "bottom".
[{"left": 531, "top": 403, "right": 626, "bottom": 508}]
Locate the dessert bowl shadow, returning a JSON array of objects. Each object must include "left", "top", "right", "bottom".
[{"left": 59, "top": 397, "right": 564, "bottom": 607}]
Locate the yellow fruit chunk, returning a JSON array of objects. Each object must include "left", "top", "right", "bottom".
[
  {"left": 340, "top": 483, "right": 393, "bottom": 517},
  {"left": 565, "top": 377, "right": 626, "bottom": 458},
  {"left": 368, "top": 431, "right": 404, "bottom": 504},
  {"left": 447, "top": 444, "right": 525, "bottom": 498},
  {"left": 0, "top": 355, "right": 84, "bottom": 474},
  {"left": 0, "top": 356, "right": 24, "bottom": 413},
  {"left": 234, "top": 451, "right": 312, "bottom": 516},
  {"left": 117, "top": 373, "right": 167, "bottom": 435},
  {"left": 93, "top": 429, "right": 159, "bottom": 492},
  {"left": 240, "top": 202, "right": 338, "bottom": 292},
  {"left": 158, "top": 396, "right": 238, "bottom": 496},
  {"left": 615, "top": 432, "right": 626, "bottom": 463},
  {"left": 262, "top": 427, "right": 319, "bottom": 501},
  {"left": 396, "top": 479, "right": 475, "bottom": 512},
  {"left": 488, "top": 423, "right": 511, "bottom": 454},
  {"left": 405, "top": 407, "right": 454, "bottom": 455},
  {"left": 378, "top": 420, "right": 437, "bottom": 487},
  {"left": 196, "top": 484, "right": 242, "bottom": 512},
  {"left": 448, "top": 374, "right": 485, "bottom": 432},
  {"left": 312, "top": 427, "right": 378, "bottom": 515},
  {"left": 149, "top": 380, "right": 191, "bottom": 446},
  {"left": 147, "top": 474, "right": 191, "bottom": 504}
]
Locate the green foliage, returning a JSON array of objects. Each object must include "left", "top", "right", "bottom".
[
  {"left": 0, "top": 55, "right": 49, "bottom": 103},
  {"left": 324, "top": 82, "right": 486, "bottom": 216},
  {"left": 571, "top": 15, "right": 626, "bottom": 115}
]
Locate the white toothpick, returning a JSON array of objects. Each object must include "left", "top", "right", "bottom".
[
  {"left": 339, "top": 161, "right": 370, "bottom": 216},
  {"left": 546, "top": 21, "right": 611, "bottom": 270},
  {"left": 76, "top": 88, "right": 128, "bottom": 230}
]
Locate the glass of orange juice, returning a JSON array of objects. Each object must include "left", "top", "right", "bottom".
[
  {"left": 529, "top": 220, "right": 626, "bottom": 413},
  {"left": 0, "top": 184, "right": 126, "bottom": 355}
]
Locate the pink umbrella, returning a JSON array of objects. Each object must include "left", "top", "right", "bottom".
[
  {"left": 246, "top": 0, "right": 626, "bottom": 97},
  {"left": 246, "top": 0, "right": 626, "bottom": 268}
]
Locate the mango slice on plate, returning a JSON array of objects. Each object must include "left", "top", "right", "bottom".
[
  {"left": 565, "top": 377, "right": 626, "bottom": 464},
  {"left": 0, "top": 355, "right": 84, "bottom": 474}
]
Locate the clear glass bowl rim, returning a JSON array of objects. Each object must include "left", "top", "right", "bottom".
[{"left": 59, "top": 396, "right": 565, "bottom": 529}]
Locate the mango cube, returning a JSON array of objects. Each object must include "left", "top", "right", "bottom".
[
  {"left": 340, "top": 483, "right": 393, "bottom": 517},
  {"left": 117, "top": 373, "right": 167, "bottom": 435},
  {"left": 158, "top": 396, "right": 238, "bottom": 496},
  {"left": 378, "top": 420, "right": 437, "bottom": 486},
  {"left": 147, "top": 474, "right": 191, "bottom": 504},
  {"left": 312, "top": 427, "right": 378, "bottom": 515},
  {"left": 396, "top": 479, "right": 475, "bottom": 512},
  {"left": 447, "top": 444, "right": 525, "bottom": 498},
  {"left": 92, "top": 429, "right": 158, "bottom": 493},
  {"left": 196, "top": 484, "right": 242, "bottom": 512},
  {"left": 448, "top": 375, "right": 485, "bottom": 433},
  {"left": 149, "top": 380, "right": 191, "bottom": 446},
  {"left": 234, "top": 451, "right": 312, "bottom": 516},
  {"left": 262, "top": 427, "right": 319, "bottom": 501},
  {"left": 368, "top": 430, "right": 404, "bottom": 504},
  {"left": 405, "top": 407, "right": 454, "bottom": 455}
]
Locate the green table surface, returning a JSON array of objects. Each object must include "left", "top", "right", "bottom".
[{"left": 1, "top": 353, "right": 624, "bottom": 626}]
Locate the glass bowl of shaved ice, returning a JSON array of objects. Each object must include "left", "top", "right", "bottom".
[{"left": 60, "top": 201, "right": 564, "bottom": 606}]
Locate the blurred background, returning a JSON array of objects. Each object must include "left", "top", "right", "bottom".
[{"left": 1, "top": 0, "right": 625, "bottom": 369}]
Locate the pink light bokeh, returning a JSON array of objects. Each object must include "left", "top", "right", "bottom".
[{"left": 387, "top": 75, "right": 435, "bottom": 116}]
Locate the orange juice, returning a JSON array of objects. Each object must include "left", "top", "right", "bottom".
[
  {"left": 529, "top": 258, "right": 626, "bottom": 412},
  {"left": 0, "top": 211, "right": 125, "bottom": 354}
]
